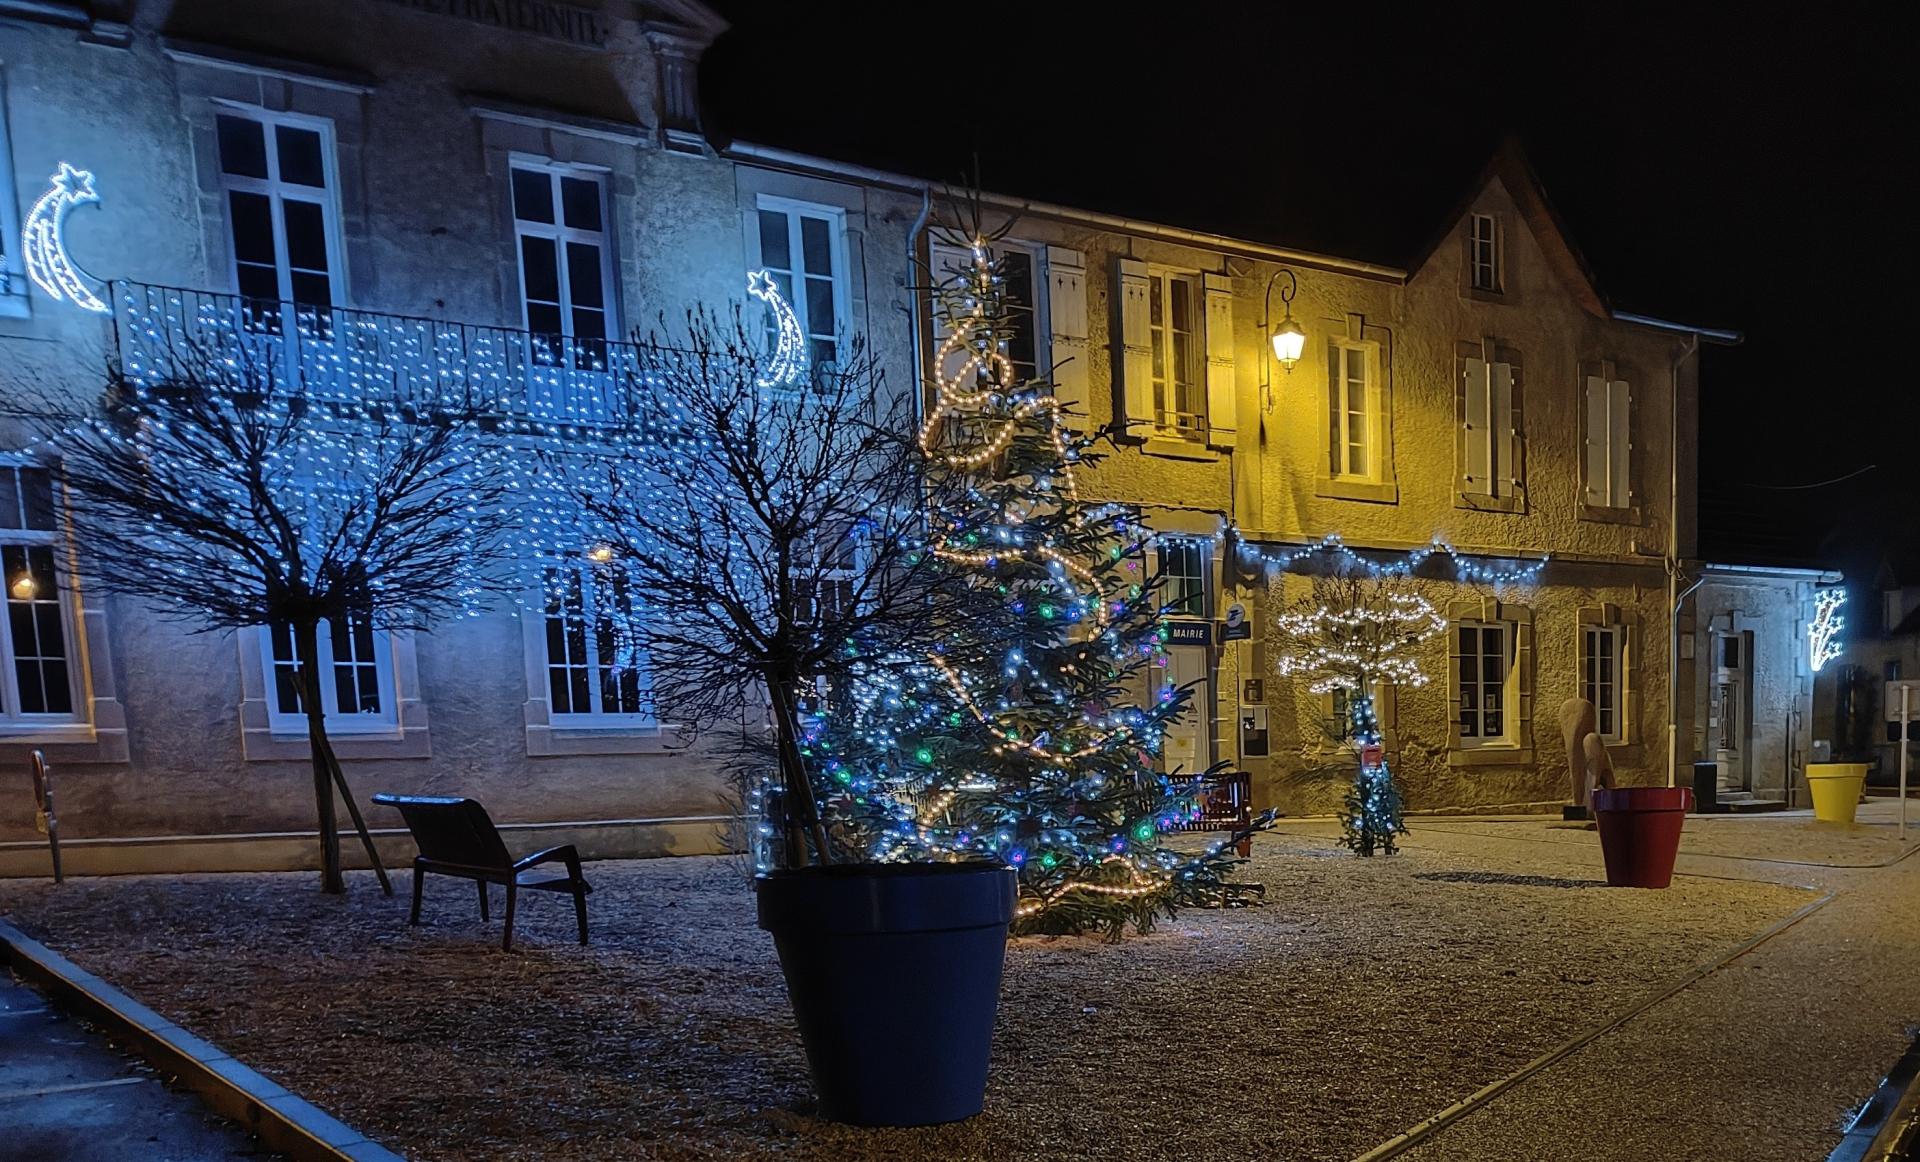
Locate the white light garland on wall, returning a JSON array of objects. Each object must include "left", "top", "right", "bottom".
[
  {"left": 1231, "top": 530, "right": 1549, "bottom": 588},
  {"left": 1809, "top": 587, "right": 1846, "bottom": 673},
  {"left": 22, "top": 162, "right": 108, "bottom": 314}
]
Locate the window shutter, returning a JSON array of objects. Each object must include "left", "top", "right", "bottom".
[
  {"left": 1447, "top": 624, "right": 1466, "bottom": 739},
  {"left": 1327, "top": 340, "right": 1342, "bottom": 475},
  {"left": 927, "top": 240, "right": 972, "bottom": 388},
  {"left": 1583, "top": 375, "right": 1609, "bottom": 507},
  {"left": 1492, "top": 359, "right": 1516, "bottom": 498},
  {"left": 1046, "top": 246, "right": 1089, "bottom": 429},
  {"left": 1115, "top": 258, "right": 1154, "bottom": 435},
  {"left": 1607, "top": 378, "right": 1632, "bottom": 507},
  {"left": 1461, "top": 356, "right": 1490, "bottom": 493},
  {"left": 1202, "top": 271, "right": 1237, "bottom": 448}
]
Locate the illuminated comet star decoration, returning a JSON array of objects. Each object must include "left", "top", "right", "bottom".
[
  {"left": 1809, "top": 587, "right": 1846, "bottom": 673},
  {"left": 22, "top": 162, "right": 108, "bottom": 315},
  {"left": 746, "top": 269, "right": 804, "bottom": 388}
]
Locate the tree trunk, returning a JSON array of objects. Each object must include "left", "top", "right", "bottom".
[
  {"left": 319, "top": 729, "right": 393, "bottom": 897},
  {"left": 295, "top": 619, "right": 345, "bottom": 895},
  {"left": 767, "top": 674, "right": 830, "bottom": 869}
]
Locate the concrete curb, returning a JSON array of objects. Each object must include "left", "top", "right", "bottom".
[
  {"left": 1829, "top": 1036, "right": 1920, "bottom": 1162},
  {"left": 0, "top": 919, "right": 403, "bottom": 1162}
]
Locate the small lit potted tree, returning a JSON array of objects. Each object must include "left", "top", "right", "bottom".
[{"left": 574, "top": 306, "right": 1016, "bottom": 1126}]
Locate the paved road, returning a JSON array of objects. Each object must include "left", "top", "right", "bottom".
[
  {"left": 1379, "top": 803, "right": 1920, "bottom": 1162},
  {"left": 0, "top": 970, "right": 276, "bottom": 1162}
]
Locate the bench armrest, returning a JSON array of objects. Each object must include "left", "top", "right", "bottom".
[{"left": 513, "top": 844, "right": 584, "bottom": 877}]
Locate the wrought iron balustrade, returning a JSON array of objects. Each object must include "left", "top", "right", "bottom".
[{"left": 108, "top": 282, "right": 663, "bottom": 431}]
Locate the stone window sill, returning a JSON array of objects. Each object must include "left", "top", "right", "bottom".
[
  {"left": 1457, "top": 491, "right": 1527, "bottom": 515},
  {"left": 1449, "top": 744, "right": 1535, "bottom": 768},
  {"left": 1315, "top": 477, "right": 1398, "bottom": 504},
  {"left": 1142, "top": 436, "right": 1220, "bottom": 463}
]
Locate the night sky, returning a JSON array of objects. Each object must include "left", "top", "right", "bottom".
[{"left": 700, "top": 1, "right": 1920, "bottom": 581}]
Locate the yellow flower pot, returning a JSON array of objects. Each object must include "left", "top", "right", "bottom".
[{"left": 1806, "top": 763, "right": 1869, "bottom": 824}]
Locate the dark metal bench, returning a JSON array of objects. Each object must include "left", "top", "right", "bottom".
[
  {"left": 372, "top": 794, "right": 591, "bottom": 951},
  {"left": 1174, "top": 770, "right": 1256, "bottom": 857}
]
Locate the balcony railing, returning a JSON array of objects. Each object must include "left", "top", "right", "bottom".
[{"left": 109, "top": 282, "right": 666, "bottom": 431}]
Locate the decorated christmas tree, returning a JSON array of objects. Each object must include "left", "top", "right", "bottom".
[
  {"left": 1273, "top": 572, "right": 1443, "bottom": 855},
  {"left": 810, "top": 219, "right": 1269, "bottom": 937}
]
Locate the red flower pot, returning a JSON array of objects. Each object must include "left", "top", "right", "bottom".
[{"left": 1591, "top": 787, "right": 1694, "bottom": 888}]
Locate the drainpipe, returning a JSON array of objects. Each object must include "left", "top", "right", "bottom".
[
  {"left": 904, "top": 190, "right": 932, "bottom": 426},
  {"left": 1667, "top": 333, "right": 1700, "bottom": 788}
]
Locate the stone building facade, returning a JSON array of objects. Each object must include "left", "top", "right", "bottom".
[{"left": 0, "top": 0, "right": 1770, "bottom": 874}]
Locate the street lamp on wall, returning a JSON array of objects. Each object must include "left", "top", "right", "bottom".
[
  {"left": 1259, "top": 268, "right": 1306, "bottom": 414},
  {"left": 1265, "top": 269, "right": 1306, "bottom": 371}
]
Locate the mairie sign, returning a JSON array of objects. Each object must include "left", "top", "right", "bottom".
[{"left": 1165, "top": 619, "right": 1212, "bottom": 647}]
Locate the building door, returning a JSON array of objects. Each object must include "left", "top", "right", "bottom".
[
  {"left": 1710, "top": 631, "right": 1752, "bottom": 792},
  {"left": 1161, "top": 645, "right": 1213, "bottom": 776}
]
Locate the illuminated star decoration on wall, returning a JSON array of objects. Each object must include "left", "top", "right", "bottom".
[
  {"left": 747, "top": 269, "right": 805, "bottom": 388},
  {"left": 23, "top": 162, "right": 108, "bottom": 315},
  {"left": 1809, "top": 587, "right": 1846, "bottom": 673}
]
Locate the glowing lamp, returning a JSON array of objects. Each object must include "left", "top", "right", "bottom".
[
  {"left": 1270, "top": 316, "right": 1307, "bottom": 368},
  {"left": 1262, "top": 267, "right": 1306, "bottom": 380},
  {"left": 9, "top": 574, "right": 35, "bottom": 600}
]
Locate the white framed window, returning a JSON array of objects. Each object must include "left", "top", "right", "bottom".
[
  {"left": 510, "top": 159, "right": 616, "bottom": 368},
  {"left": 1469, "top": 212, "right": 1501, "bottom": 292},
  {"left": 1454, "top": 620, "right": 1511, "bottom": 745},
  {"left": 1148, "top": 267, "right": 1203, "bottom": 436},
  {"left": 1582, "top": 624, "right": 1624, "bottom": 741},
  {"left": 543, "top": 563, "right": 652, "bottom": 726},
  {"left": 793, "top": 535, "right": 860, "bottom": 627},
  {"left": 213, "top": 106, "right": 343, "bottom": 330},
  {"left": 1326, "top": 682, "right": 1386, "bottom": 743},
  {"left": 0, "top": 465, "right": 80, "bottom": 725},
  {"left": 1583, "top": 374, "right": 1632, "bottom": 509},
  {"left": 927, "top": 239, "right": 1043, "bottom": 387},
  {"left": 1461, "top": 354, "right": 1520, "bottom": 499},
  {"left": 0, "top": 73, "right": 28, "bottom": 318},
  {"left": 1158, "top": 538, "right": 1208, "bottom": 619},
  {"left": 261, "top": 614, "right": 396, "bottom": 735},
  {"left": 1328, "top": 338, "right": 1380, "bottom": 480},
  {"left": 749, "top": 197, "right": 849, "bottom": 369}
]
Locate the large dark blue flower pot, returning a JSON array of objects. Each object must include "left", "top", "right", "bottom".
[{"left": 756, "top": 861, "right": 1017, "bottom": 1126}]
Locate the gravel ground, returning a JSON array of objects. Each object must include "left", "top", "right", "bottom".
[
  {"left": 1382, "top": 808, "right": 1920, "bottom": 1162},
  {"left": 1411, "top": 801, "right": 1920, "bottom": 868},
  {"left": 0, "top": 832, "right": 1809, "bottom": 1162}
]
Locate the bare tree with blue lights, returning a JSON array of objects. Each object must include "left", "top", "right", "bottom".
[{"left": 17, "top": 345, "right": 516, "bottom": 894}]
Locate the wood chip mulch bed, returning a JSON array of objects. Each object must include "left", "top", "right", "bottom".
[{"left": 0, "top": 832, "right": 1811, "bottom": 1161}]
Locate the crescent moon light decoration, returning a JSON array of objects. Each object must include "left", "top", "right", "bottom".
[
  {"left": 746, "top": 268, "right": 805, "bottom": 388},
  {"left": 22, "top": 162, "right": 108, "bottom": 315}
]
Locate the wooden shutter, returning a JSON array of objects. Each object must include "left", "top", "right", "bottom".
[
  {"left": 1583, "top": 375, "right": 1610, "bottom": 507},
  {"left": 927, "top": 240, "right": 972, "bottom": 389},
  {"left": 1461, "top": 356, "right": 1491, "bottom": 493},
  {"left": 1046, "top": 246, "right": 1089, "bottom": 429},
  {"left": 1607, "top": 378, "right": 1632, "bottom": 507},
  {"left": 1491, "top": 359, "right": 1516, "bottom": 498},
  {"left": 1447, "top": 622, "right": 1467, "bottom": 739},
  {"left": 1115, "top": 258, "right": 1154, "bottom": 434},
  {"left": 1202, "top": 271, "right": 1237, "bottom": 448},
  {"left": 1327, "top": 340, "right": 1342, "bottom": 475}
]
